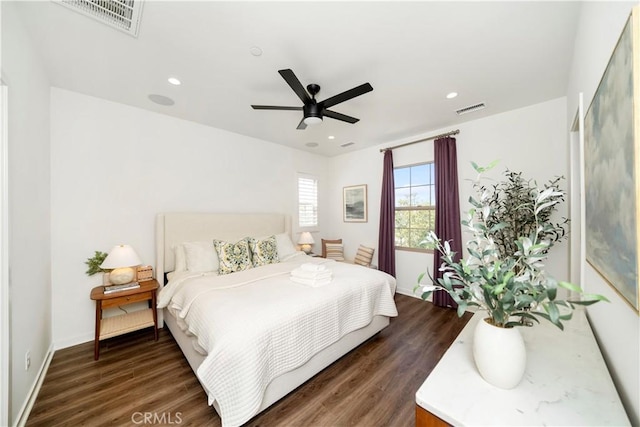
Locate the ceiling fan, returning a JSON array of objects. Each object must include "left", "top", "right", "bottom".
[{"left": 251, "top": 69, "right": 373, "bottom": 130}]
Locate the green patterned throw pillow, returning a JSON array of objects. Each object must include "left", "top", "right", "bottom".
[
  {"left": 248, "top": 235, "right": 279, "bottom": 267},
  {"left": 213, "top": 238, "right": 253, "bottom": 275}
]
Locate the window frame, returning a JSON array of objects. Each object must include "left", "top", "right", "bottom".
[
  {"left": 394, "top": 161, "right": 435, "bottom": 253},
  {"left": 297, "top": 173, "right": 319, "bottom": 230}
]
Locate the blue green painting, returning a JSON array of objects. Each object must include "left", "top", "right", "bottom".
[{"left": 584, "top": 11, "right": 638, "bottom": 311}]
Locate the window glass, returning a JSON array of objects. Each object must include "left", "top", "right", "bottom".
[
  {"left": 298, "top": 175, "right": 318, "bottom": 228},
  {"left": 394, "top": 162, "right": 435, "bottom": 251}
]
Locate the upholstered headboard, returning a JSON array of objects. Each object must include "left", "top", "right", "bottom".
[{"left": 155, "top": 212, "right": 291, "bottom": 277}]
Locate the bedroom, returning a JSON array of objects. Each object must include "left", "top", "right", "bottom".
[{"left": 1, "top": 1, "right": 638, "bottom": 426}]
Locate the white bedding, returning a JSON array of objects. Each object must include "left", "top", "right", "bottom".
[{"left": 157, "top": 254, "right": 397, "bottom": 427}]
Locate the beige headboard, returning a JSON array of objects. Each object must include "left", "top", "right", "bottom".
[{"left": 155, "top": 212, "right": 291, "bottom": 278}]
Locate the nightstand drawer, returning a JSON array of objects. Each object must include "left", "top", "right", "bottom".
[{"left": 101, "top": 291, "right": 153, "bottom": 309}]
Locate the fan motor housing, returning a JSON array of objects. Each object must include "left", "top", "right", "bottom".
[{"left": 303, "top": 103, "right": 322, "bottom": 119}]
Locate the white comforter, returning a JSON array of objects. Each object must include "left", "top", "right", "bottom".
[{"left": 157, "top": 254, "right": 398, "bottom": 427}]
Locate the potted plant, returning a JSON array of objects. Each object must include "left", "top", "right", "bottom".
[
  {"left": 416, "top": 162, "right": 607, "bottom": 389},
  {"left": 85, "top": 250, "right": 110, "bottom": 283}
]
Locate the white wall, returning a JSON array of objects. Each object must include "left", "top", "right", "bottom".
[
  {"left": 50, "top": 88, "right": 329, "bottom": 348},
  {"left": 1, "top": 3, "right": 52, "bottom": 424},
  {"left": 566, "top": 2, "right": 639, "bottom": 424},
  {"left": 328, "top": 97, "right": 569, "bottom": 297}
]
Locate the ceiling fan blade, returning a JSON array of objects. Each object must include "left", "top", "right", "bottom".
[
  {"left": 323, "top": 109, "right": 359, "bottom": 124},
  {"left": 321, "top": 83, "right": 373, "bottom": 109},
  {"left": 296, "top": 118, "right": 307, "bottom": 130},
  {"left": 251, "top": 105, "right": 302, "bottom": 111},
  {"left": 278, "top": 69, "right": 311, "bottom": 104}
]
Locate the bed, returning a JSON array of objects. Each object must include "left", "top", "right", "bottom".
[{"left": 155, "top": 212, "right": 398, "bottom": 427}]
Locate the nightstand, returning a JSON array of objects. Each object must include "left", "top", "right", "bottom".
[{"left": 90, "top": 279, "right": 159, "bottom": 360}]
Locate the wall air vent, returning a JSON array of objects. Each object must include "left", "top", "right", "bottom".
[
  {"left": 456, "top": 102, "right": 486, "bottom": 115},
  {"left": 53, "top": 0, "right": 144, "bottom": 37},
  {"left": 340, "top": 142, "right": 355, "bottom": 148}
]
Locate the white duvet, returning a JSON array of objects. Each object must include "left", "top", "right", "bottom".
[{"left": 157, "top": 254, "right": 398, "bottom": 427}]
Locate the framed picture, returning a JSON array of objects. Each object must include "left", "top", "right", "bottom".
[
  {"left": 584, "top": 7, "right": 639, "bottom": 312},
  {"left": 343, "top": 184, "right": 368, "bottom": 223}
]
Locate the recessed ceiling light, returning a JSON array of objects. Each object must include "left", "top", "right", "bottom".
[
  {"left": 250, "top": 46, "right": 263, "bottom": 57},
  {"left": 148, "top": 94, "right": 175, "bottom": 106},
  {"left": 328, "top": 135, "right": 335, "bottom": 140},
  {"left": 305, "top": 142, "right": 319, "bottom": 148},
  {"left": 446, "top": 92, "right": 458, "bottom": 99},
  {"left": 168, "top": 77, "right": 181, "bottom": 86}
]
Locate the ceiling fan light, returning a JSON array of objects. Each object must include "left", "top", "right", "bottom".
[{"left": 303, "top": 116, "right": 323, "bottom": 125}]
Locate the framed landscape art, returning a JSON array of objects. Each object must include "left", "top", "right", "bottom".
[
  {"left": 343, "top": 184, "right": 367, "bottom": 223},
  {"left": 584, "top": 6, "right": 639, "bottom": 312}
]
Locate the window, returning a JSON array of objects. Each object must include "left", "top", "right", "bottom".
[
  {"left": 298, "top": 174, "right": 318, "bottom": 228},
  {"left": 394, "top": 162, "right": 435, "bottom": 251}
]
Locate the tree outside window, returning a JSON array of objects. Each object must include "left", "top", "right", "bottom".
[{"left": 394, "top": 163, "right": 435, "bottom": 251}]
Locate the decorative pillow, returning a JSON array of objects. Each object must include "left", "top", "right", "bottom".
[
  {"left": 321, "top": 238, "right": 342, "bottom": 258},
  {"left": 213, "top": 238, "right": 253, "bottom": 275},
  {"left": 325, "top": 243, "right": 345, "bottom": 261},
  {"left": 183, "top": 241, "right": 219, "bottom": 272},
  {"left": 248, "top": 235, "right": 279, "bottom": 267},
  {"left": 275, "top": 233, "right": 297, "bottom": 259},
  {"left": 354, "top": 245, "right": 375, "bottom": 267}
]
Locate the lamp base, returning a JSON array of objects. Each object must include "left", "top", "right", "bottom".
[
  {"left": 109, "top": 267, "right": 136, "bottom": 285},
  {"left": 301, "top": 244, "right": 312, "bottom": 254}
]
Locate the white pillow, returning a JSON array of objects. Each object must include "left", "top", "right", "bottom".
[
  {"left": 182, "top": 241, "right": 219, "bottom": 272},
  {"left": 275, "top": 233, "right": 297, "bottom": 258},
  {"left": 172, "top": 244, "right": 187, "bottom": 272}
]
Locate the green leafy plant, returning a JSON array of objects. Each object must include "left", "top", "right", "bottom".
[
  {"left": 415, "top": 162, "right": 607, "bottom": 330},
  {"left": 85, "top": 251, "right": 109, "bottom": 276},
  {"left": 480, "top": 167, "right": 569, "bottom": 259}
]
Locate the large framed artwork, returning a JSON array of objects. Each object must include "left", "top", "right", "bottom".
[
  {"left": 584, "top": 6, "right": 639, "bottom": 312},
  {"left": 343, "top": 184, "right": 368, "bottom": 223}
]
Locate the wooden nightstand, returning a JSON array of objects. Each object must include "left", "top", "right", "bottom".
[{"left": 90, "top": 279, "right": 159, "bottom": 360}]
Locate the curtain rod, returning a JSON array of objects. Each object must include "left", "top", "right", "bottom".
[{"left": 379, "top": 129, "right": 460, "bottom": 152}]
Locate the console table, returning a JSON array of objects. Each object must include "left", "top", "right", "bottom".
[{"left": 416, "top": 309, "right": 630, "bottom": 426}]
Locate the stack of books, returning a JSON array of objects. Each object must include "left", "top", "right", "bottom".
[{"left": 103, "top": 282, "right": 140, "bottom": 294}]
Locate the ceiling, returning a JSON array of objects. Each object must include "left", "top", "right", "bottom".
[{"left": 14, "top": 1, "right": 582, "bottom": 157}]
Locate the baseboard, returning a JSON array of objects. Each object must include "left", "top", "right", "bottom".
[
  {"left": 53, "top": 332, "right": 93, "bottom": 351},
  {"left": 395, "top": 286, "right": 421, "bottom": 299},
  {"left": 14, "top": 343, "right": 54, "bottom": 427}
]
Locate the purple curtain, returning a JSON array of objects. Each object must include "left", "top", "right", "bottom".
[
  {"left": 378, "top": 150, "right": 396, "bottom": 277},
  {"left": 433, "top": 137, "right": 462, "bottom": 308}
]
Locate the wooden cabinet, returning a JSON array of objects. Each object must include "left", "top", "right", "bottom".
[{"left": 90, "top": 279, "right": 159, "bottom": 360}]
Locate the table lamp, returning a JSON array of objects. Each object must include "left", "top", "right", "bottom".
[
  {"left": 100, "top": 244, "right": 142, "bottom": 285},
  {"left": 298, "top": 232, "right": 315, "bottom": 254}
]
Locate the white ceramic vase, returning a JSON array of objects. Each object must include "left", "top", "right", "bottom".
[{"left": 472, "top": 317, "right": 526, "bottom": 389}]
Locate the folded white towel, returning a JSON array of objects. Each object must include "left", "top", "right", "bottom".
[
  {"left": 290, "top": 276, "right": 332, "bottom": 287},
  {"left": 300, "top": 263, "right": 326, "bottom": 272},
  {"left": 291, "top": 267, "right": 332, "bottom": 280}
]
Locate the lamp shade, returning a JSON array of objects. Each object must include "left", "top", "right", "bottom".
[
  {"left": 100, "top": 245, "right": 142, "bottom": 285},
  {"left": 298, "top": 232, "right": 315, "bottom": 245},
  {"left": 100, "top": 245, "right": 142, "bottom": 269}
]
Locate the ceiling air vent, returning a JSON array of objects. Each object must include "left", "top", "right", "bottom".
[
  {"left": 456, "top": 102, "right": 486, "bottom": 115},
  {"left": 53, "top": 0, "right": 144, "bottom": 37},
  {"left": 340, "top": 142, "right": 355, "bottom": 148}
]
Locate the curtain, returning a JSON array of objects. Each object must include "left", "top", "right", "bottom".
[
  {"left": 433, "top": 137, "right": 462, "bottom": 307},
  {"left": 378, "top": 150, "right": 396, "bottom": 277}
]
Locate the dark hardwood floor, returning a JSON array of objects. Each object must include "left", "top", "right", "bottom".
[{"left": 26, "top": 294, "right": 471, "bottom": 427}]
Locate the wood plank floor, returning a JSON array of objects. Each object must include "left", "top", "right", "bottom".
[{"left": 27, "top": 294, "right": 471, "bottom": 427}]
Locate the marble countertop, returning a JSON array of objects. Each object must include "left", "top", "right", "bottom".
[{"left": 416, "top": 309, "right": 630, "bottom": 426}]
